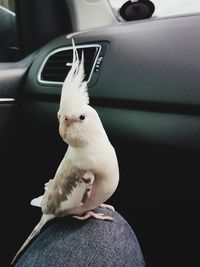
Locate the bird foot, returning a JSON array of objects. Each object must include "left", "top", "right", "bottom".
[
  {"left": 72, "top": 211, "right": 113, "bottom": 221},
  {"left": 99, "top": 203, "right": 115, "bottom": 211}
]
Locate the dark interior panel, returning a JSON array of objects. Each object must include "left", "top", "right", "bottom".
[{"left": 0, "top": 52, "right": 37, "bottom": 98}]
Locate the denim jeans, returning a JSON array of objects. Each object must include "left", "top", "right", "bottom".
[{"left": 15, "top": 207, "right": 146, "bottom": 266}]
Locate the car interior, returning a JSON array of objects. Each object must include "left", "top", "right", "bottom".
[{"left": 1, "top": 0, "right": 199, "bottom": 266}]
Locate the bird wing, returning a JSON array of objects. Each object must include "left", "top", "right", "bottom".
[
  {"left": 30, "top": 178, "right": 55, "bottom": 207},
  {"left": 41, "top": 165, "right": 95, "bottom": 216}
]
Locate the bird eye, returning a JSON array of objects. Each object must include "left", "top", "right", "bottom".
[{"left": 79, "top": 115, "right": 85, "bottom": 121}]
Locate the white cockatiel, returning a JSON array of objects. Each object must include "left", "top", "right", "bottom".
[{"left": 11, "top": 39, "right": 119, "bottom": 265}]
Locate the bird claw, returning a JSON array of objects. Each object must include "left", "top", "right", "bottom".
[{"left": 72, "top": 211, "right": 113, "bottom": 221}]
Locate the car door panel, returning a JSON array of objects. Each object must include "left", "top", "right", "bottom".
[{"left": 0, "top": 52, "right": 38, "bottom": 266}]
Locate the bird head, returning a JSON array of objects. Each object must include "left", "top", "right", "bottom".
[{"left": 57, "top": 39, "right": 105, "bottom": 148}]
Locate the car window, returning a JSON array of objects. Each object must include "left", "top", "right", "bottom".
[
  {"left": 0, "top": 0, "right": 18, "bottom": 61},
  {"left": 0, "top": 0, "right": 15, "bottom": 12},
  {"left": 109, "top": 0, "right": 200, "bottom": 19},
  {"left": 152, "top": 0, "right": 200, "bottom": 17}
]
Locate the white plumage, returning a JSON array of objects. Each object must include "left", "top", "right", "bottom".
[
  {"left": 59, "top": 39, "right": 89, "bottom": 115},
  {"left": 11, "top": 39, "right": 119, "bottom": 265}
]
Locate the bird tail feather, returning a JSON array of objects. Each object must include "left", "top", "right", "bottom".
[{"left": 10, "top": 214, "right": 55, "bottom": 265}]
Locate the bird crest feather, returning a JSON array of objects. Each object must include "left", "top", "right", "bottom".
[{"left": 59, "top": 39, "right": 89, "bottom": 113}]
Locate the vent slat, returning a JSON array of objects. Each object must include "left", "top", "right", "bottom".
[{"left": 39, "top": 46, "right": 100, "bottom": 83}]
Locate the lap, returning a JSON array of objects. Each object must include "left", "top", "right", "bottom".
[{"left": 15, "top": 208, "right": 146, "bottom": 267}]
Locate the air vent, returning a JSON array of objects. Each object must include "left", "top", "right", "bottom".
[{"left": 37, "top": 44, "right": 102, "bottom": 86}]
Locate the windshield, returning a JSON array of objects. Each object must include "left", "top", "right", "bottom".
[{"left": 109, "top": 0, "right": 200, "bottom": 19}]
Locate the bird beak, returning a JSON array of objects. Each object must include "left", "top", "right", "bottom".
[
  {"left": 59, "top": 117, "right": 74, "bottom": 139},
  {"left": 59, "top": 119, "right": 68, "bottom": 139}
]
